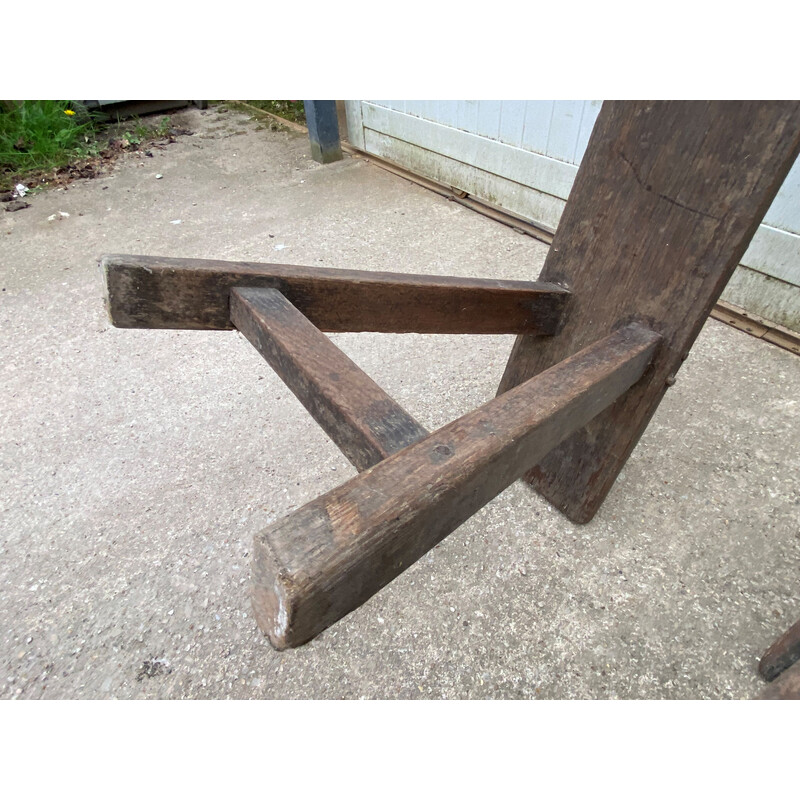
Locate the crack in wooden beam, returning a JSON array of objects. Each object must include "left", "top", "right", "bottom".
[
  {"left": 231, "top": 287, "right": 428, "bottom": 472},
  {"left": 251, "top": 323, "right": 662, "bottom": 650},
  {"left": 102, "top": 254, "right": 569, "bottom": 335}
]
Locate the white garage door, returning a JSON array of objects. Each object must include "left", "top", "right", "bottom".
[{"left": 344, "top": 100, "right": 800, "bottom": 333}]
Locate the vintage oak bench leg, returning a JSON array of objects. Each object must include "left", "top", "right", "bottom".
[
  {"left": 252, "top": 324, "right": 661, "bottom": 649},
  {"left": 101, "top": 102, "right": 800, "bottom": 657},
  {"left": 498, "top": 101, "right": 800, "bottom": 523},
  {"left": 230, "top": 287, "right": 428, "bottom": 472}
]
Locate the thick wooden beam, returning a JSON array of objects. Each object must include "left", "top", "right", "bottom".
[
  {"left": 304, "top": 100, "right": 342, "bottom": 164},
  {"left": 102, "top": 254, "right": 569, "bottom": 335},
  {"left": 498, "top": 101, "right": 800, "bottom": 523},
  {"left": 231, "top": 287, "right": 428, "bottom": 472},
  {"left": 759, "top": 617, "right": 800, "bottom": 683},
  {"left": 252, "top": 323, "right": 661, "bottom": 649}
]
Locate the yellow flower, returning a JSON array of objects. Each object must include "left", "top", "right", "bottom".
[{"left": 64, "top": 109, "right": 75, "bottom": 116}]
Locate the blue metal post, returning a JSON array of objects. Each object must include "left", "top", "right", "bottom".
[{"left": 303, "top": 100, "right": 343, "bottom": 164}]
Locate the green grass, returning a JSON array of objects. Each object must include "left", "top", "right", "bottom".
[
  {"left": 0, "top": 101, "right": 97, "bottom": 178},
  {"left": 0, "top": 102, "right": 179, "bottom": 192},
  {"left": 244, "top": 101, "right": 306, "bottom": 124}
]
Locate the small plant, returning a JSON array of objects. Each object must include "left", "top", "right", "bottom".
[
  {"left": 123, "top": 130, "right": 141, "bottom": 147},
  {"left": 245, "top": 101, "right": 306, "bottom": 124},
  {"left": 156, "top": 115, "right": 171, "bottom": 136},
  {"left": 124, "top": 115, "right": 171, "bottom": 147},
  {"left": 0, "top": 103, "right": 185, "bottom": 194}
]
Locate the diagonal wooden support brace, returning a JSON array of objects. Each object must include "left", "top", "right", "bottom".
[
  {"left": 231, "top": 287, "right": 428, "bottom": 471},
  {"left": 252, "top": 323, "right": 662, "bottom": 649}
]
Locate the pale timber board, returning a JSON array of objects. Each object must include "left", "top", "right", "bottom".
[{"left": 740, "top": 223, "right": 800, "bottom": 286}]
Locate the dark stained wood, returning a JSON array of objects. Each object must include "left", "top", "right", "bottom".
[
  {"left": 759, "top": 617, "right": 800, "bottom": 682},
  {"left": 251, "top": 323, "right": 662, "bottom": 649},
  {"left": 497, "top": 101, "right": 800, "bottom": 523},
  {"left": 759, "top": 661, "right": 800, "bottom": 700},
  {"left": 102, "top": 254, "right": 569, "bottom": 335},
  {"left": 231, "top": 287, "right": 428, "bottom": 472}
]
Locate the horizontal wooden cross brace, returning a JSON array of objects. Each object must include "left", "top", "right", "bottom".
[
  {"left": 101, "top": 253, "right": 660, "bottom": 649},
  {"left": 102, "top": 254, "right": 569, "bottom": 335}
]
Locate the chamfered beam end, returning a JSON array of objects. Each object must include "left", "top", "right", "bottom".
[{"left": 758, "top": 661, "right": 800, "bottom": 700}]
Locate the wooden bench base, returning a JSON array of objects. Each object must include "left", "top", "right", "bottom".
[{"left": 101, "top": 100, "right": 800, "bottom": 651}]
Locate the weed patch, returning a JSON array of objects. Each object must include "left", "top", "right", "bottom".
[{"left": 244, "top": 101, "right": 306, "bottom": 124}]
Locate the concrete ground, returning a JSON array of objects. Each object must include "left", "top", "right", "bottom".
[{"left": 1, "top": 106, "right": 798, "bottom": 700}]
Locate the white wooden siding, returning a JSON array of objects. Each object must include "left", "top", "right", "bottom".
[{"left": 344, "top": 100, "right": 800, "bottom": 331}]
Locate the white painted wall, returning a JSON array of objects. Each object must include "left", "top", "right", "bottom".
[{"left": 344, "top": 100, "right": 800, "bottom": 331}]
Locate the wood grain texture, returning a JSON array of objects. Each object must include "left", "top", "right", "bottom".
[
  {"left": 497, "top": 101, "right": 800, "bottom": 523},
  {"left": 252, "top": 323, "right": 661, "bottom": 649},
  {"left": 102, "top": 254, "right": 569, "bottom": 335},
  {"left": 758, "top": 661, "right": 800, "bottom": 700},
  {"left": 230, "top": 287, "right": 428, "bottom": 472},
  {"left": 759, "top": 617, "right": 800, "bottom": 682}
]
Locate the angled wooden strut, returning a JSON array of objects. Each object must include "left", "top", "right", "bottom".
[
  {"left": 230, "top": 287, "right": 428, "bottom": 471},
  {"left": 759, "top": 617, "right": 800, "bottom": 684},
  {"left": 759, "top": 662, "right": 800, "bottom": 700},
  {"left": 102, "top": 100, "right": 800, "bottom": 651}
]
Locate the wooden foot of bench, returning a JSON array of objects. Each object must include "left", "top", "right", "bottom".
[
  {"left": 230, "top": 286, "right": 428, "bottom": 471},
  {"left": 251, "top": 324, "right": 660, "bottom": 649},
  {"left": 758, "top": 662, "right": 800, "bottom": 700}
]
